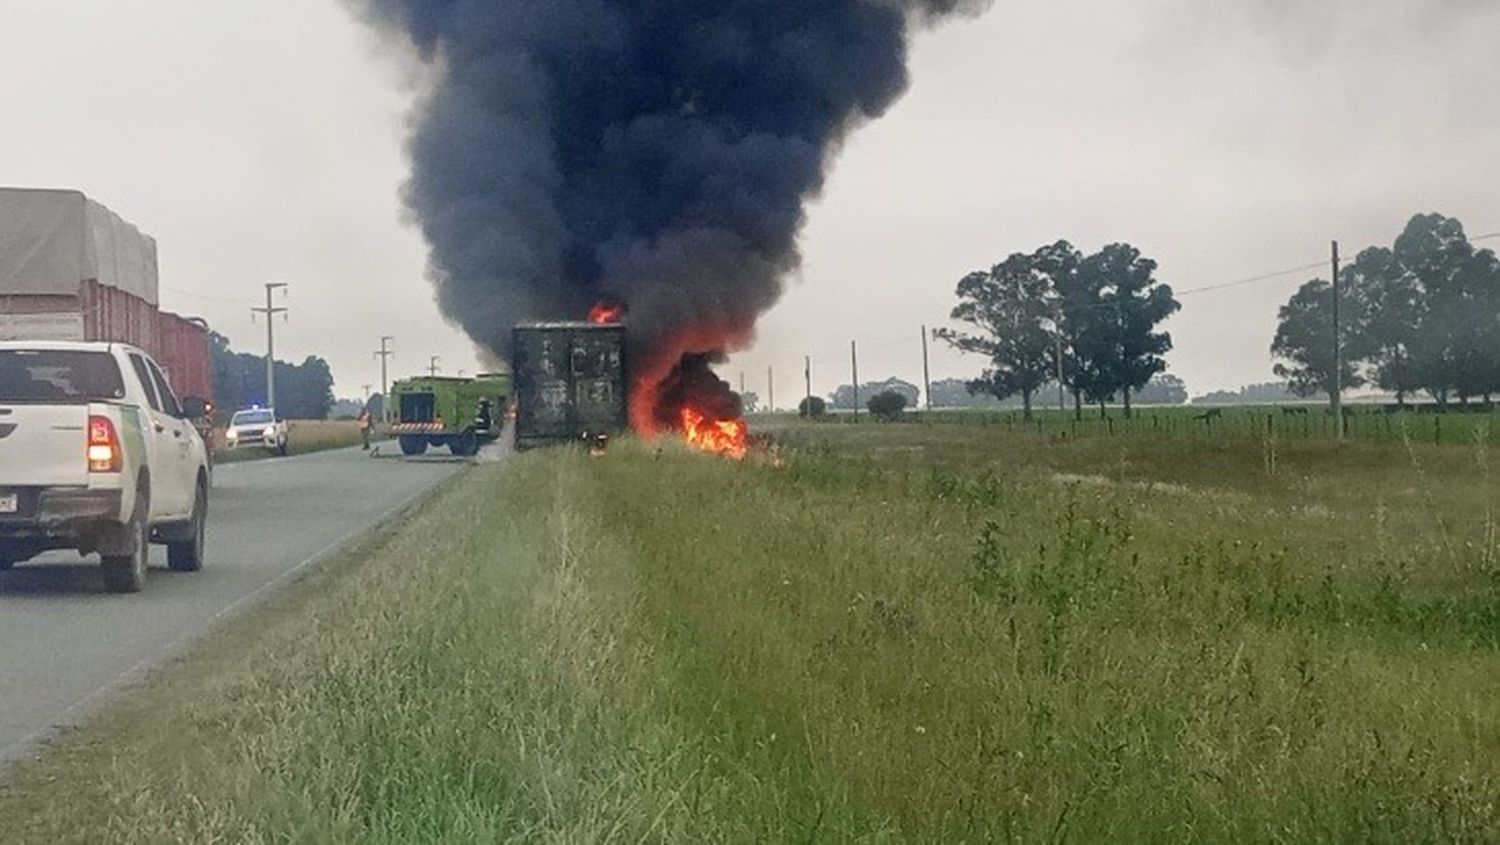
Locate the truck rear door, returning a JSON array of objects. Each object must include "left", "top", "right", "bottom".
[{"left": 0, "top": 349, "right": 126, "bottom": 487}]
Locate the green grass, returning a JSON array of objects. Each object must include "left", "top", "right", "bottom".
[
  {"left": 805, "top": 403, "right": 1500, "bottom": 447},
  {"left": 2, "top": 423, "right": 1498, "bottom": 841}
]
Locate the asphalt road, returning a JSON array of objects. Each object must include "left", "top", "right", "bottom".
[{"left": 0, "top": 445, "right": 466, "bottom": 771}]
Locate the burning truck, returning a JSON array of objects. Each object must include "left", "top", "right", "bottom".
[
  {"left": 511, "top": 306, "right": 747, "bottom": 459},
  {"left": 511, "top": 320, "right": 627, "bottom": 451},
  {"left": 356, "top": 1, "right": 984, "bottom": 461}
]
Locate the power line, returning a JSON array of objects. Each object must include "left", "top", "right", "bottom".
[{"left": 1175, "top": 260, "right": 1328, "bottom": 298}]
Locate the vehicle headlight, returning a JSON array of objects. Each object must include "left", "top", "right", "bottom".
[
  {"left": 263, "top": 426, "right": 276, "bottom": 437},
  {"left": 226, "top": 429, "right": 238, "bottom": 440}
]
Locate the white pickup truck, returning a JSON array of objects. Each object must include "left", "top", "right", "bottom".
[
  {"left": 223, "top": 406, "right": 289, "bottom": 456},
  {"left": 0, "top": 341, "right": 211, "bottom": 592}
]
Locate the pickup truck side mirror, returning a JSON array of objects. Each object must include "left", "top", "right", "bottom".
[{"left": 180, "top": 396, "right": 209, "bottom": 420}]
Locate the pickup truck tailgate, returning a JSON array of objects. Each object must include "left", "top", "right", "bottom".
[{"left": 0, "top": 405, "right": 89, "bottom": 486}]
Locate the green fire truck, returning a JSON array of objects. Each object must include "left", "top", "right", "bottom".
[{"left": 388, "top": 372, "right": 511, "bottom": 456}]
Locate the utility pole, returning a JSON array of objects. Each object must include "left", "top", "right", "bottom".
[
  {"left": 361, "top": 384, "right": 373, "bottom": 403},
  {"left": 739, "top": 372, "right": 746, "bottom": 395},
  {"left": 1055, "top": 308, "right": 1067, "bottom": 413},
  {"left": 920, "top": 325, "right": 932, "bottom": 411},
  {"left": 251, "top": 282, "right": 288, "bottom": 408},
  {"left": 804, "top": 355, "right": 812, "bottom": 416},
  {"left": 374, "top": 336, "right": 394, "bottom": 418},
  {"left": 767, "top": 366, "right": 775, "bottom": 413},
  {"left": 851, "top": 340, "right": 860, "bottom": 418},
  {"left": 1331, "top": 240, "right": 1343, "bottom": 438},
  {"left": 428, "top": 356, "right": 441, "bottom": 377}
]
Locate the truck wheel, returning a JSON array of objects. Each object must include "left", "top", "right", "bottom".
[
  {"left": 399, "top": 436, "right": 428, "bottom": 456},
  {"left": 168, "top": 480, "right": 208, "bottom": 573},
  {"left": 102, "top": 496, "right": 149, "bottom": 594},
  {"left": 451, "top": 430, "right": 480, "bottom": 457}
]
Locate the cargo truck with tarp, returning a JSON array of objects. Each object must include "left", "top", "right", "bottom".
[
  {"left": 512, "top": 322, "right": 627, "bottom": 450},
  {"left": 0, "top": 188, "right": 214, "bottom": 403}
]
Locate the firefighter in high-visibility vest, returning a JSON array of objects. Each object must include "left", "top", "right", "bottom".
[{"left": 357, "top": 406, "right": 373, "bottom": 450}]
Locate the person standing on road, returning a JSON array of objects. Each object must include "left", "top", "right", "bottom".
[{"left": 357, "top": 406, "right": 374, "bottom": 450}]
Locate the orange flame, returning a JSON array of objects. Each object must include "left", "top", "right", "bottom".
[
  {"left": 680, "top": 407, "right": 748, "bottom": 460},
  {"left": 588, "top": 302, "right": 625, "bottom": 324}
]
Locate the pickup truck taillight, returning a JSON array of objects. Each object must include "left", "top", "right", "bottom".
[{"left": 87, "top": 415, "right": 123, "bottom": 473}]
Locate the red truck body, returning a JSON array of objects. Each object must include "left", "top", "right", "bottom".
[
  {"left": 0, "top": 282, "right": 214, "bottom": 402},
  {"left": 0, "top": 188, "right": 213, "bottom": 402}
]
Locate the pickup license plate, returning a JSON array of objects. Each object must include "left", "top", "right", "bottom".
[{"left": 0, "top": 494, "right": 17, "bottom": 514}]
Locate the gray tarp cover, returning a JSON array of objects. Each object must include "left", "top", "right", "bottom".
[{"left": 0, "top": 188, "right": 158, "bottom": 304}]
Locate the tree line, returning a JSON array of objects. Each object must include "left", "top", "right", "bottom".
[
  {"left": 828, "top": 378, "right": 921, "bottom": 410},
  {"left": 937, "top": 241, "right": 1181, "bottom": 419},
  {"left": 210, "top": 332, "right": 335, "bottom": 421},
  {"left": 1273, "top": 214, "right": 1499, "bottom": 408}
]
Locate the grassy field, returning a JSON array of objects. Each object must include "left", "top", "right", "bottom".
[
  {"left": 854, "top": 403, "right": 1500, "bottom": 447},
  {"left": 212, "top": 419, "right": 375, "bottom": 463},
  {"left": 2, "top": 421, "right": 1498, "bottom": 841}
]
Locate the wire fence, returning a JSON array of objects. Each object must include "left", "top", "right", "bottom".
[{"left": 845, "top": 405, "right": 1500, "bottom": 447}]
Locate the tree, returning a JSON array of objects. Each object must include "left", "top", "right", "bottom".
[
  {"left": 739, "top": 391, "right": 760, "bottom": 413},
  {"left": 1281, "top": 213, "right": 1500, "bottom": 408},
  {"left": 867, "top": 390, "right": 908, "bottom": 420},
  {"left": 936, "top": 240, "right": 1181, "bottom": 420},
  {"left": 798, "top": 396, "right": 827, "bottom": 418},
  {"left": 829, "top": 378, "right": 919, "bottom": 410},
  {"left": 208, "top": 331, "right": 335, "bottom": 421},
  {"left": 1191, "top": 382, "right": 1302, "bottom": 405},
  {"left": 1271, "top": 279, "right": 1365, "bottom": 402},
  {"left": 928, "top": 378, "right": 1002, "bottom": 409},
  {"left": 1344, "top": 246, "right": 1421, "bottom": 405},
  {"left": 1081, "top": 244, "right": 1181, "bottom": 416},
  {"left": 1393, "top": 213, "right": 1474, "bottom": 404},
  {"left": 1039, "top": 241, "right": 1095, "bottom": 418},
  {"left": 1133, "top": 374, "right": 1189, "bottom": 405},
  {"left": 935, "top": 250, "right": 1060, "bottom": 420}
]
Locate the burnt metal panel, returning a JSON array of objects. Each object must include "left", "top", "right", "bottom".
[{"left": 512, "top": 322, "right": 626, "bottom": 448}]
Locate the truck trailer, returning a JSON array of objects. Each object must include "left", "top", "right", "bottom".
[
  {"left": 512, "top": 322, "right": 627, "bottom": 450},
  {"left": 0, "top": 188, "right": 214, "bottom": 401}
]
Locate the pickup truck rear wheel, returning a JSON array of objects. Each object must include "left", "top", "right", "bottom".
[
  {"left": 399, "top": 436, "right": 428, "bottom": 456},
  {"left": 167, "top": 481, "right": 207, "bottom": 573},
  {"left": 102, "top": 497, "right": 149, "bottom": 594}
]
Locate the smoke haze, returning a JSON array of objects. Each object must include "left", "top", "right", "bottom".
[{"left": 355, "top": 0, "right": 989, "bottom": 428}]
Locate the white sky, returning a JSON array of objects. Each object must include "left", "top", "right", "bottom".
[{"left": 2, "top": 0, "right": 1496, "bottom": 403}]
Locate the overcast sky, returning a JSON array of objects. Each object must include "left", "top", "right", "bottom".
[{"left": 2, "top": 0, "right": 1496, "bottom": 402}]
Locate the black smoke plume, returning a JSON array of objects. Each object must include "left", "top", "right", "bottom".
[{"left": 356, "top": 0, "right": 990, "bottom": 431}]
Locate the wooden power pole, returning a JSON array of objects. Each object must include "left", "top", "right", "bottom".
[
  {"left": 804, "top": 355, "right": 812, "bottom": 415},
  {"left": 373, "top": 335, "right": 394, "bottom": 421},
  {"left": 851, "top": 340, "right": 860, "bottom": 417},
  {"left": 1332, "top": 240, "right": 1343, "bottom": 438},
  {"left": 920, "top": 325, "right": 932, "bottom": 411}
]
